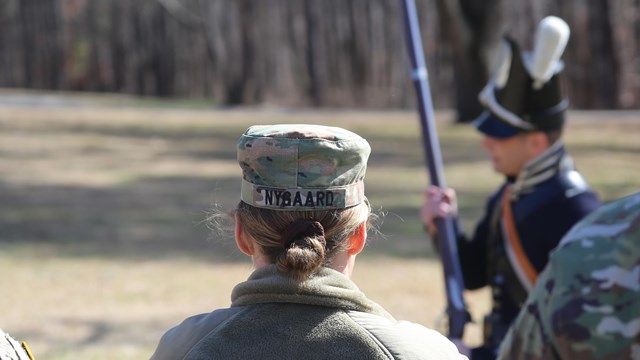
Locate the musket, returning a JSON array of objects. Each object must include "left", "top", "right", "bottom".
[{"left": 399, "top": 0, "right": 469, "bottom": 340}]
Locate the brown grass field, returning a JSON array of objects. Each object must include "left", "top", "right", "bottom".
[{"left": 0, "top": 91, "right": 638, "bottom": 359}]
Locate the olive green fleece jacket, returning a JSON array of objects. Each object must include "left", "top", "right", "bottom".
[{"left": 150, "top": 265, "right": 467, "bottom": 360}]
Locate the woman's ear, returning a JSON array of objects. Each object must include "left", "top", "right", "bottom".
[
  {"left": 234, "top": 214, "right": 254, "bottom": 256},
  {"left": 347, "top": 222, "right": 367, "bottom": 255}
]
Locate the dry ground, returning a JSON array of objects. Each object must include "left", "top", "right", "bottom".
[{"left": 0, "top": 91, "right": 638, "bottom": 359}]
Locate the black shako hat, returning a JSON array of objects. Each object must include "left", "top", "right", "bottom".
[{"left": 474, "top": 16, "right": 571, "bottom": 138}]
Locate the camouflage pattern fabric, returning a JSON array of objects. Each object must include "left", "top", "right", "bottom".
[
  {"left": 0, "top": 330, "right": 33, "bottom": 360},
  {"left": 237, "top": 124, "right": 370, "bottom": 210},
  {"left": 497, "top": 192, "right": 640, "bottom": 360}
]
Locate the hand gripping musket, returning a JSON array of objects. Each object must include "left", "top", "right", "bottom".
[{"left": 399, "top": 0, "right": 469, "bottom": 340}]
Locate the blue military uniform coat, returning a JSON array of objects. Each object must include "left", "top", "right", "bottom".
[{"left": 456, "top": 143, "right": 601, "bottom": 354}]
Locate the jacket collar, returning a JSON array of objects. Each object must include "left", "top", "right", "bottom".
[
  {"left": 231, "top": 265, "right": 393, "bottom": 319},
  {"left": 509, "top": 141, "right": 574, "bottom": 200}
]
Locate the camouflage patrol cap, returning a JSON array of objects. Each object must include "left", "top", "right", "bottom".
[{"left": 237, "top": 124, "right": 371, "bottom": 211}]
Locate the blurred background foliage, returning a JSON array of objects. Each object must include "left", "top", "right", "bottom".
[{"left": 1, "top": 0, "right": 639, "bottom": 122}]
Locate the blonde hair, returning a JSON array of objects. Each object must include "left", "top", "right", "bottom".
[{"left": 234, "top": 200, "right": 373, "bottom": 280}]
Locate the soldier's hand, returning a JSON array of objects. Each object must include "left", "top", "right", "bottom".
[{"left": 420, "top": 185, "right": 458, "bottom": 235}]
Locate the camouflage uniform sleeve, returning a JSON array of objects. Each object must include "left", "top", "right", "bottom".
[{"left": 497, "top": 193, "right": 640, "bottom": 360}]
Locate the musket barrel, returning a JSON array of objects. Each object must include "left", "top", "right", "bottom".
[{"left": 399, "top": 0, "right": 469, "bottom": 340}]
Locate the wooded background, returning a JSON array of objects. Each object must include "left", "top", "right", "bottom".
[{"left": 0, "top": 0, "right": 638, "bottom": 120}]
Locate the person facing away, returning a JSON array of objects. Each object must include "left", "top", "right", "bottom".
[
  {"left": 497, "top": 191, "right": 640, "bottom": 360},
  {"left": 150, "top": 124, "right": 468, "bottom": 360},
  {"left": 420, "top": 16, "right": 601, "bottom": 360}
]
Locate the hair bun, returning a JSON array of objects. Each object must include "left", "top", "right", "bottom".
[{"left": 279, "top": 220, "right": 325, "bottom": 249}]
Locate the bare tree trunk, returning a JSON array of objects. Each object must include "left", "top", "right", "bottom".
[
  {"left": 433, "top": 0, "right": 504, "bottom": 122},
  {"left": 153, "top": 3, "right": 176, "bottom": 97},
  {"left": 109, "top": 0, "right": 128, "bottom": 92},
  {"left": 0, "top": 0, "right": 638, "bottom": 110},
  {"left": 608, "top": 0, "right": 639, "bottom": 108},
  {"left": 19, "top": 0, "right": 63, "bottom": 89},
  {"left": 304, "top": 0, "right": 327, "bottom": 106},
  {"left": 591, "top": 0, "right": 618, "bottom": 108}
]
